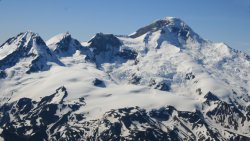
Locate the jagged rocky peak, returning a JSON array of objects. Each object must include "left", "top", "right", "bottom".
[
  {"left": 130, "top": 17, "right": 203, "bottom": 43},
  {"left": 1, "top": 16, "right": 250, "bottom": 141},
  {"left": 88, "top": 33, "right": 122, "bottom": 54},
  {"left": 46, "top": 32, "right": 82, "bottom": 57},
  {"left": 0, "top": 31, "right": 50, "bottom": 58},
  {"left": 39, "top": 86, "right": 68, "bottom": 105},
  {"left": 0, "top": 31, "right": 62, "bottom": 74},
  {"left": 0, "top": 31, "right": 46, "bottom": 48},
  {"left": 0, "top": 86, "right": 86, "bottom": 141}
]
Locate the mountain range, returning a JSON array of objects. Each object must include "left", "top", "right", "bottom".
[{"left": 0, "top": 17, "right": 250, "bottom": 141}]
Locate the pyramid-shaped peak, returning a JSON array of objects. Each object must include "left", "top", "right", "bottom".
[
  {"left": 16, "top": 31, "right": 39, "bottom": 39},
  {"left": 0, "top": 31, "right": 45, "bottom": 47},
  {"left": 0, "top": 31, "right": 61, "bottom": 73},
  {"left": 46, "top": 32, "right": 83, "bottom": 57},
  {"left": 0, "top": 31, "right": 48, "bottom": 57},
  {"left": 21, "top": 31, "right": 39, "bottom": 36},
  {"left": 18, "top": 31, "right": 45, "bottom": 44}
]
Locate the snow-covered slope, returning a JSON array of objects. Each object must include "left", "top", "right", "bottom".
[
  {"left": 0, "top": 31, "right": 63, "bottom": 75},
  {"left": 0, "top": 17, "right": 250, "bottom": 141},
  {"left": 46, "top": 32, "right": 83, "bottom": 57}
]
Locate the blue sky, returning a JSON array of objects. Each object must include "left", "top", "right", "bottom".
[{"left": 0, "top": 0, "right": 250, "bottom": 54}]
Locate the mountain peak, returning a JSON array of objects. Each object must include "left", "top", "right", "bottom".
[
  {"left": 0, "top": 31, "right": 44, "bottom": 48},
  {"left": 162, "top": 16, "right": 187, "bottom": 26},
  {"left": 129, "top": 17, "right": 183, "bottom": 38},
  {"left": 17, "top": 31, "right": 38, "bottom": 38},
  {"left": 0, "top": 31, "right": 47, "bottom": 60},
  {"left": 18, "top": 31, "right": 44, "bottom": 44},
  {"left": 130, "top": 16, "right": 200, "bottom": 40},
  {"left": 85, "top": 33, "right": 137, "bottom": 65},
  {"left": 46, "top": 32, "right": 82, "bottom": 57},
  {"left": 22, "top": 31, "right": 38, "bottom": 36},
  {"left": 88, "top": 33, "right": 122, "bottom": 54},
  {"left": 46, "top": 32, "right": 71, "bottom": 46},
  {"left": 1, "top": 17, "right": 250, "bottom": 141},
  {"left": 0, "top": 32, "right": 62, "bottom": 74}
]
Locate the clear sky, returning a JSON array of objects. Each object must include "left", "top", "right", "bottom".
[{"left": 0, "top": 0, "right": 250, "bottom": 54}]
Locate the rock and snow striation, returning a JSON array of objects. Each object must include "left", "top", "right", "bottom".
[
  {"left": 129, "top": 17, "right": 204, "bottom": 47},
  {"left": 46, "top": 32, "right": 83, "bottom": 58},
  {"left": 0, "top": 31, "right": 63, "bottom": 75},
  {"left": 0, "top": 17, "right": 250, "bottom": 141}
]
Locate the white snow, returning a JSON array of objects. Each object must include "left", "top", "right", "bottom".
[
  {"left": 46, "top": 32, "right": 70, "bottom": 49},
  {"left": 0, "top": 43, "right": 19, "bottom": 60},
  {"left": 1, "top": 33, "right": 248, "bottom": 122},
  {"left": 0, "top": 128, "right": 2, "bottom": 134},
  {"left": 0, "top": 18, "right": 250, "bottom": 137},
  {"left": 81, "top": 41, "right": 90, "bottom": 46}
]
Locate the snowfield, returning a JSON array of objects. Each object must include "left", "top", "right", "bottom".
[{"left": 0, "top": 17, "right": 250, "bottom": 140}]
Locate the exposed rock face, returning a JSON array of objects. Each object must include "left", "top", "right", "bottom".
[
  {"left": 88, "top": 33, "right": 122, "bottom": 55},
  {"left": 0, "top": 70, "right": 7, "bottom": 79},
  {"left": 0, "top": 16, "right": 250, "bottom": 141},
  {"left": 130, "top": 17, "right": 203, "bottom": 43},
  {"left": 155, "top": 81, "right": 171, "bottom": 91},
  {"left": 0, "top": 86, "right": 86, "bottom": 141},
  {"left": 0, "top": 32, "right": 63, "bottom": 74},
  {"left": 116, "top": 48, "right": 138, "bottom": 60},
  {"left": 1, "top": 93, "right": 250, "bottom": 141},
  {"left": 86, "top": 33, "right": 137, "bottom": 66},
  {"left": 93, "top": 78, "right": 106, "bottom": 88},
  {"left": 130, "top": 19, "right": 171, "bottom": 38},
  {"left": 46, "top": 32, "right": 83, "bottom": 57}
]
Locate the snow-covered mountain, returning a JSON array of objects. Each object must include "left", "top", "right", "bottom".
[
  {"left": 0, "top": 31, "right": 63, "bottom": 75},
  {"left": 0, "top": 17, "right": 250, "bottom": 141},
  {"left": 46, "top": 32, "right": 83, "bottom": 58}
]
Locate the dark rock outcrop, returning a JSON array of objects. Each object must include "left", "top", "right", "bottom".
[
  {"left": 0, "top": 86, "right": 86, "bottom": 141},
  {"left": 93, "top": 78, "right": 106, "bottom": 88}
]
